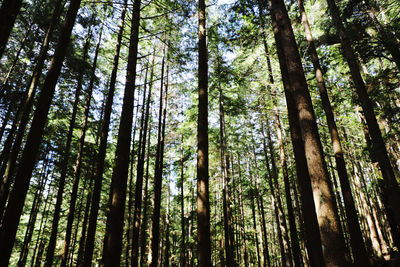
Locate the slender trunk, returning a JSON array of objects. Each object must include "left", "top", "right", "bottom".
[
  {"left": 82, "top": 1, "right": 127, "bottom": 265},
  {"left": 268, "top": 0, "right": 350, "bottom": 265},
  {"left": 139, "top": 114, "right": 152, "bottom": 266},
  {"left": 0, "top": 107, "right": 11, "bottom": 143},
  {"left": 0, "top": 0, "right": 82, "bottom": 264},
  {"left": 44, "top": 26, "right": 92, "bottom": 267},
  {"left": 131, "top": 54, "right": 153, "bottom": 267},
  {"left": 261, "top": 126, "right": 293, "bottom": 267},
  {"left": 326, "top": 0, "right": 400, "bottom": 246},
  {"left": 237, "top": 157, "right": 248, "bottom": 267},
  {"left": 197, "top": 0, "right": 211, "bottom": 265},
  {"left": 256, "top": 179, "right": 271, "bottom": 267},
  {"left": 76, "top": 174, "right": 94, "bottom": 266},
  {"left": 148, "top": 55, "right": 168, "bottom": 267},
  {"left": 270, "top": 92, "right": 301, "bottom": 267},
  {"left": 103, "top": 0, "right": 141, "bottom": 265},
  {"left": 2, "top": 22, "right": 34, "bottom": 88},
  {"left": 17, "top": 153, "right": 50, "bottom": 267},
  {"left": 180, "top": 134, "right": 186, "bottom": 267},
  {"left": 249, "top": 160, "right": 261, "bottom": 267},
  {"left": 60, "top": 23, "right": 102, "bottom": 266},
  {"left": 0, "top": 0, "right": 23, "bottom": 58},
  {"left": 164, "top": 174, "right": 171, "bottom": 267},
  {"left": 66, "top": 25, "right": 103, "bottom": 266},
  {"left": 217, "top": 61, "right": 236, "bottom": 267}
]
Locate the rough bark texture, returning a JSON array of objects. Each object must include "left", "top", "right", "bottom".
[{"left": 297, "top": 0, "right": 370, "bottom": 264}]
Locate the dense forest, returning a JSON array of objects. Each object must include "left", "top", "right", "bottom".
[{"left": 0, "top": 0, "right": 399, "bottom": 266}]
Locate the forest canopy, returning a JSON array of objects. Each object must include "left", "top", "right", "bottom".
[{"left": 0, "top": 0, "right": 399, "bottom": 266}]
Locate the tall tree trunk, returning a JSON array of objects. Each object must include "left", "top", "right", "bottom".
[
  {"left": 164, "top": 173, "right": 171, "bottom": 267},
  {"left": 257, "top": 2, "right": 325, "bottom": 266},
  {"left": 180, "top": 134, "right": 186, "bottom": 267},
  {"left": 326, "top": 0, "right": 400, "bottom": 246},
  {"left": 248, "top": 158, "right": 261, "bottom": 267},
  {"left": 0, "top": 0, "right": 64, "bottom": 219},
  {"left": 237, "top": 156, "right": 248, "bottom": 267},
  {"left": 0, "top": 0, "right": 23, "bottom": 58},
  {"left": 268, "top": 0, "right": 350, "bottom": 265},
  {"left": 102, "top": 0, "right": 141, "bottom": 265},
  {"left": 44, "top": 26, "right": 92, "bottom": 267},
  {"left": 17, "top": 152, "right": 50, "bottom": 267},
  {"left": 197, "top": 0, "right": 212, "bottom": 265},
  {"left": 82, "top": 1, "right": 127, "bottom": 266},
  {"left": 297, "top": 0, "right": 370, "bottom": 264},
  {"left": 260, "top": 136, "right": 288, "bottom": 267},
  {"left": 0, "top": 0, "right": 82, "bottom": 264},
  {"left": 217, "top": 58, "right": 236, "bottom": 267},
  {"left": 148, "top": 55, "right": 168, "bottom": 267},
  {"left": 139, "top": 113, "right": 152, "bottom": 266},
  {"left": 60, "top": 22, "right": 102, "bottom": 266},
  {"left": 270, "top": 91, "right": 302, "bottom": 267},
  {"left": 131, "top": 53, "right": 153, "bottom": 267}
]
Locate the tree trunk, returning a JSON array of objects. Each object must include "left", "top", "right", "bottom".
[
  {"left": 0, "top": 0, "right": 82, "bottom": 264},
  {"left": 17, "top": 152, "right": 50, "bottom": 267},
  {"left": 0, "top": 0, "right": 64, "bottom": 220},
  {"left": 102, "top": 0, "right": 141, "bottom": 265},
  {"left": 297, "top": 0, "right": 370, "bottom": 264},
  {"left": 326, "top": 0, "right": 400, "bottom": 246},
  {"left": 217, "top": 57, "right": 236, "bottom": 267},
  {"left": 60, "top": 22, "right": 102, "bottom": 266},
  {"left": 197, "top": 0, "right": 212, "bottom": 266},
  {"left": 131, "top": 54, "right": 153, "bottom": 267},
  {"left": 268, "top": 0, "right": 350, "bottom": 265},
  {"left": 44, "top": 26, "right": 92, "bottom": 267},
  {"left": 82, "top": 1, "right": 127, "bottom": 266},
  {"left": 237, "top": 156, "right": 248, "bottom": 267},
  {"left": 148, "top": 54, "right": 168, "bottom": 267},
  {"left": 164, "top": 174, "right": 171, "bottom": 267},
  {"left": 258, "top": 2, "right": 325, "bottom": 266},
  {"left": 0, "top": 0, "right": 23, "bottom": 58},
  {"left": 139, "top": 113, "right": 152, "bottom": 266},
  {"left": 180, "top": 134, "right": 187, "bottom": 267}
]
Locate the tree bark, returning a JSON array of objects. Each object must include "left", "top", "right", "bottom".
[
  {"left": 268, "top": 0, "right": 350, "bottom": 265},
  {"left": 297, "top": 0, "right": 370, "bottom": 264},
  {"left": 197, "top": 0, "right": 212, "bottom": 266}
]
